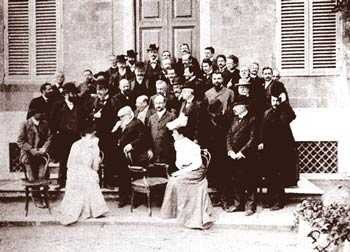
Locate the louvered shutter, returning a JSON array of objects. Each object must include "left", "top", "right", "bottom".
[
  {"left": 280, "top": 0, "right": 306, "bottom": 71},
  {"left": 311, "top": 0, "right": 337, "bottom": 69},
  {"left": 35, "top": 0, "right": 57, "bottom": 76},
  {"left": 8, "top": 0, "right": 30, "bottom": 76}
]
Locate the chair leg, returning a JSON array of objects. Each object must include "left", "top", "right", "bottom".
[
  {"left": 130, "top": 190, "right": 135, "bottom": 213},
  {"left": 147, "top": 191, "right": 152, "bottom": 217},
  {"left": 25, "top": 187, "right": 29, "bottom": 217},
  {"left": 43, "top": 186, "right": 51, "bottom": 214}
]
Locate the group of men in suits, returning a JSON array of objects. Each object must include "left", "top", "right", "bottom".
[{"left": 19, "top": 43, "right": 297, "bottom": 212}]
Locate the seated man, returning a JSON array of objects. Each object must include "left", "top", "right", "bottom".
[
  {"left": 17, "top": 111, "right": 52, "bottom": 181},
  {"left": 112, "top": 106, "right": 153, "bottom": 207}
]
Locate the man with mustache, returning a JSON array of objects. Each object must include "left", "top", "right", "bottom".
[
  {"left": 204, "top": 71, "right": 235, "bottom": 115},
  {"left": 145, "top": 44, "right": 164, "bottom": 96}
]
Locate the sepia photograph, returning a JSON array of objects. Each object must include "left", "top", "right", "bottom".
[{"left": 0, "top": 0, "right": 350, "bottom": 251}]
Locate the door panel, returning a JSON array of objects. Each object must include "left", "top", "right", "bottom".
[{"left": 136, "top": 0, "right": 199, "bottom": 61}]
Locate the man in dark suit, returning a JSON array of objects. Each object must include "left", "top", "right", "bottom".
[
  {"left": 224, "top": 95, "right": 258, "bottom": 216},
  {"left": 224, "top": 55, "right": 240, "bottom": 89},
  {"left": 145, "top": 44, "right": 164, "bottom": 96},
  {"left": 149, "top": 80, "right": 180, "bottom": 114},
  {"left": 105, "top": 54, "right": 119, "bottom": 94},
  {"left": 91, "top": 80, "right": 119, "bottom": 188},
  {"left": 135, "top": 95, "right": 153, "bottom": 125},
  {"left": 50, "top": 82, "right": 82, "bottom": 188},
  {"left": 178, "top": 86, "right": 205, "bottom": 144},
  {"left": 27, "top": 83, "right": 54, "bottom": 120},
  {"left": 259, "top": 84, "right": 297, "bottom": 210},
  {"left": 176, "top": 43, "right": 201, "bottom": 77},
  {"left": 203, "top": 46, "right": 216, "bottom": 67},
  {"left": 114, "top": 78, "right": 136, "bottom": 112},
  {"left": 126, "top": 49, "right": 137, "bottom": 73},
  {"left": 201, "top": 58, "right": 215, "bottom": 89},
  {"left": 132, "top": 62, "right": 151, "bottom": 98},
  {"left": 50, "top": 71, "right": 65, "bottom": 103},
  {"left": 112, "top": 106, "right": 153, "bottom": 207},
  {"left": 110, "top": 55, "right": 135, "bottom": 96},
  {"left": 183, "top": 66, "right": 210, "bottom": 101},
  {"left": 148, "top": 95, "right": 176, "bottom": 164}
]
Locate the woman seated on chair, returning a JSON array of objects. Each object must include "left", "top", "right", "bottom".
[
  {"left": 59, "top": 122, "right": 108, "bottom": 225},
  {"left": 160, "top": 117, "right": 215, "bottom": 230}
]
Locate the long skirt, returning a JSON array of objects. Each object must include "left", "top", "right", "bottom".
[
  {"left": 160, "top": 168, "right": 215, "bottom": 229},
  {"left": 59, "top": 167, "right": 109, "bottom": 225}
]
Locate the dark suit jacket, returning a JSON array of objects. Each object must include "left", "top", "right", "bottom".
[
  {"left": 184, "top": 77, "right": 210, "bottom": 101},
  {"left": 134, "top": 106, "right": 154, "bottom": 126},
  {"left": 113, "top": 92, "right": 136, "bottom": 113},
  {"left": 114, "top": 118, "right": 151, "bottom": 164},
  {"left": 176, "top": 56, "right": 201, "bottom": 77},
  {"left": 148, "top": 110, "right": 176, "bottom": 163},
  {"left": 260, "top": 102, "right": 297, "bottom": 185},
  {"left": 27, "top": 96, "right": 53, "bottom": 120},
  {"left": 179, "top": 99, "right": 204, "bottom": 143},
  {"left": 145, "top": 60, "right": 164, "bottom": 95},
  {"left": 17, "top": 118, "right": 52, "bottom": 163},
  {"left": 223, "top": 68, "right": 240, "bottom": 87},
  {"left": 226, "top": 112, "right": 257, "bottom": 158},
  {"left": 90, "top": 96, "right": 119, "bottom": 134}
]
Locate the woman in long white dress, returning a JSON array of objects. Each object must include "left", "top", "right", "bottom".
[
  {"left": 160, "top": 122, "right": 215, "bottom": 230},
  {"left": 59, "top": 127, "right": 108, "bottom": 225}
]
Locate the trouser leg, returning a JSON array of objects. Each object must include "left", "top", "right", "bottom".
[{"left": 269, "top": 170, "right": 285, "bottom": 207}]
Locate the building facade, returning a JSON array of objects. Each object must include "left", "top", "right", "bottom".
[{"left": 0, "top": 0, "right": 349, "bottom": 178}]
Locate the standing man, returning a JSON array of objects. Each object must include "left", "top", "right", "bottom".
[
  {"left": 114, "top": 79, "right": 136, "bottom": 112},
  {"left": 216, "top": 55, "right": 227, "bottom": 74},
  {"left": 91, "top": 80, "right": 119, "bottom": 188},
  {"left": 50, "top": 83, "right": 82, "bottom": 188},
  {"left": 145, "top": 44, "right": 164, "bottom": 95},
  {"left": 177, "top": 43, "right": 201, "bottom": 77},
  {"left": 224, "top": 96, "right": 258, "bottom": 216},
  {"left": 126, "top": 50, "right": 137, "bottom": 73},
  {"left": 133, "top": 62, "right": 151, "bottom": 98},
  {"left": 148, "top": 95, "right": 176, "bottom": 164},
  {"left": 27, "top": 83, "right": 54, "bottom": 120},
  {"left": 183, "top": 66, "right": 209, "bottom": 101},
  {"left": 150, "top": 80, "right": 180, "bottom": 114},
  {"left": 201, "top": 58, "right": 215, "bottom": 89},
  {"left": 224, "top": 55, "right": 240, "bottom": 88},
  {"left": 204, "top": 71, "right": 235, "bottom": 115},
  {"left": 134, "top": 95, "right": 152, "bottom": 125},
  {"left": 203, "top": 46, "right": 216, "bottom": 66},
  {"left": 51, "top": 71, "right": 65, "bottom": 102},
  {"left": 259, "top": 85, "right": 297, "bottom": 210}
]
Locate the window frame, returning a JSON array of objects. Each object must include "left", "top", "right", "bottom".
[
  {"left": 276, "top": 0, "right": 341, "bottom": 77},
  {"left": 3, "top": 0, "right": 63, "bottom": 85}
]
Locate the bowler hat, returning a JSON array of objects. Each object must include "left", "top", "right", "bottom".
[
  {"left": 232, "top": 95, "right": 249, "bottom": 106},
  {"left": 126, "top": 50, "right": 137, "bottom": 58},
  {"left": 147, "top": 44, "right": 159, "bottom": 52},
  {"left": 235, "top": 78, "right": 251, "bottom": 86},
  {"left": 62, "top": 82, "right": 78, "bottom": 94}
]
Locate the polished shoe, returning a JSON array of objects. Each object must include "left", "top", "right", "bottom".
[
  {"left": 270, "top": 205, "right": 284, "bottom": 211},
  {"left": 245, "top": 210, "right": 255, "bottom": 216},
  {"left": 262, "top": 203, "right": 271, "bottom": 209}
]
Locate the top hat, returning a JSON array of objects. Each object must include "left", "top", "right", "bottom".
[
  {"left": 147, "top": 44, "right": 159, "bottom": 52},
  {"left": 116, "top": 54, "right": 127, "bottom": 63},
  {"left": 232, "top": 95, "right": 249, "bottom": 107},
  {"left": 235, "top": 78, "right": 251, "bottom": 87},
  {"left": 126, "top": 50, "right": 137, "bottom": 58},
  {"left": 62, "top": 82, "right": 78, "bottom": 94}
]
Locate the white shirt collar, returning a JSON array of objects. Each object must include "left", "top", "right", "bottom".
[
  {"left": 65, "top": 99, "right": 74, "bottom": 110},
  {"left": 238, "top": 110, "right": 248, "bottom": 119},
  {"left": 31, "top": 117, "right": 40, "bottom": 126}
]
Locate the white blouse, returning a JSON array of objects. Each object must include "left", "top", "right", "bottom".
[{"left": 174, "top": 137, "right": 202, "bottom": 172}]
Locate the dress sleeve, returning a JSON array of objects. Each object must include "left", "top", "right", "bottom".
[{"left": 175, "top": 140, "right": 202, "bottom": 171}]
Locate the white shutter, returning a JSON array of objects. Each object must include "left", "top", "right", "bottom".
[
  {"left": 7, "top": 0, "right": 30, "bottom": 76},
  {"left": 311, "top": 0, "right": 337, "bottom": 69},
  {"left": 280, "top": 0, "right": 306, "bottom": 70},
  {"left": 35, "top": 0, "right": 57, "bottom": 76}
]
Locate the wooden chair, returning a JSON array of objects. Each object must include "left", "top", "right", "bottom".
[
  {"left": 21, "top": 153, "right": 51, "bottom": 217},
  {"left": 201, "top": 149, "right": 211, "bottom": 174},
  {"left": 126, "top": 153, "right": 168, "bottom": 217}
]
